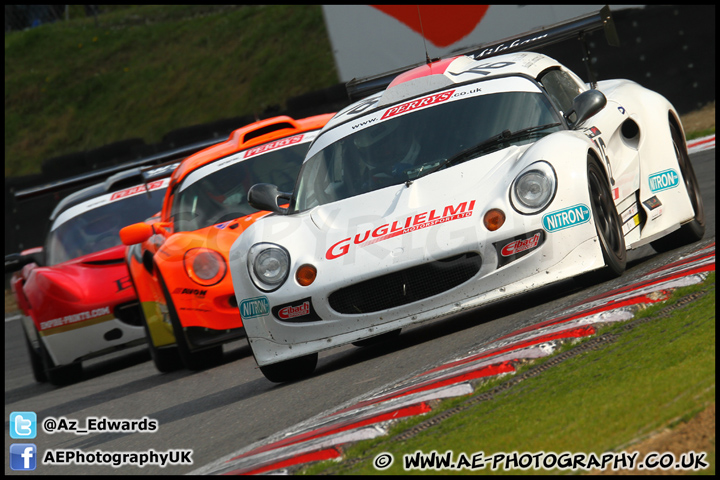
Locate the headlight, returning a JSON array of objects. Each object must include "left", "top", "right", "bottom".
[
  {"left": 248, "top": 243, "right": 290, "bottom": 291},
  {"left": 184, "top": 248, "right": 227, "bottom": 286},
  {"left": 511, "top": 161, "right": 557, "bottom": 214}
]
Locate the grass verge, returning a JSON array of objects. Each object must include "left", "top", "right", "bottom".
[
  {"left": 300, "top": 272, "right": 715, "bottom": 475},
  {"left": 5, "top": 5, "right": 337, "bottom": 177}
]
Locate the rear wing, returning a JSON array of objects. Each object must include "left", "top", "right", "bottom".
[
  {"left": 14, "top": 136, "right": 224, "bottom": 201},
  {"left": 102, "top": 159, "right": 181, "bottom": 194},
  {"left": 346, "top": 5, "right": 619, "bottom": 102}
]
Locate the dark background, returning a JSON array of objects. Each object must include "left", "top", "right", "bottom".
[{"left": 5, "top": 5, "right": 715, "bottom": 261}]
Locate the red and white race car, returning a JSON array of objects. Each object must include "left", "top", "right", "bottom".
[{"left": 7, "top": 164, "right": 178, "bottom": 385}]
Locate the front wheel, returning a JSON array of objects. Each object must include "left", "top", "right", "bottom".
[
  {"left": 650, "top": 123, "right": 705, "bottom": 252},
  {"left": 23, "top": 325, "right": 47, "bottom": 383},
  {"left": 38, "top": 335, "right": 83, "bottom": 386},
  {"left": 588, "top": 156, "right": 626, "bottom": 278},
  {"left": 259, "top": 353, "right": 318, "bottom": 383},
  {"left": 140, "top": 303, "right": 182, "bottom": 373},
  {"left": 158, "top": 273, "right": 223, "bottom": 371}
]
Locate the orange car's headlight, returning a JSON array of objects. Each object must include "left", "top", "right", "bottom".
[{"left": 184, "top": 248, "right": 227, "bottom": 286}]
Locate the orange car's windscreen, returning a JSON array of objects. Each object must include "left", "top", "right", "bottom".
[{"left": 171, "top": 142, "right": 307, "bottom": 232}]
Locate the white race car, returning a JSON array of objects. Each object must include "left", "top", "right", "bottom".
[{"left": 229, "top": 13, "right": 704, "bottom": 383}]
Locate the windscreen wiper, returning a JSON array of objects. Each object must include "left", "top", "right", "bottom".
[{"left": 426, "top": 122, "right": 562, "bottom": 176}]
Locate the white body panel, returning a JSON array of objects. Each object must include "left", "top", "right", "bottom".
[{"left": 23, "top": 314, "right": 145, "bottom": 366}]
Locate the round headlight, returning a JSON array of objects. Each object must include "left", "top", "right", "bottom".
[
  {"left": 184, "top": 248, "right": 227, "bottom": 286},
  {"left": 248, "top": 243, "right": 290, "bottom": 291},
  {"left": 511, "top": 161, "right": 556, "bottom": 214}
]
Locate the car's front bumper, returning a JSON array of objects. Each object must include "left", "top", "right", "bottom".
[
  {"left": 29, "top": 314, "right": 145, "bottom": 366},
  {"left": 244, "top": 232, "right": 603, "bottom": 366}
]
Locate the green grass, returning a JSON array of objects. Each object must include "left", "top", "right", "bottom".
[
  {"left": 301, "top": 272, "right": 715, "bottom": 475},
  {"left": 5, "top": 5, "right": 338, "bottom": 177},
  {"left": 5, "top": 5, "right": 714, "bottom": 178},
  {"left": 687, "top": 128, "right": 716, "bottom": 141}
]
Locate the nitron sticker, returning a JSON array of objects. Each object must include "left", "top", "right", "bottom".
[
  {"left": 542, "top": 204, "right": 591, "bottom": 232},
  {"left": 648, "top": 169, "right": 679, "bottom": 193},
  {"left": 239, "top": 296, "right": 270, "bottom": 320}
]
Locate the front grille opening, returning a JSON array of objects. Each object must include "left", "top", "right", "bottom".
[
  {"left": 114, "top": 301, "right": 143, "bottom": 326},
  {"left": 228, "top": 295, "right": 238, "bottom": 308},
  {"left": 328, "top": 252, "right": 481, "bottom": 314}
]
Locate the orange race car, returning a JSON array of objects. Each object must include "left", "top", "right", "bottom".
[{"left": 119, "top": 114, "right": 333, "bottom": 372}]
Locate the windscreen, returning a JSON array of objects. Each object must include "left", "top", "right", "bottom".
[
  {"left": 171, "top": 141, "right": 309, "bottom": 232},
  {"left": 46, "top": 188, "right": 166, "bottom": 265},
  {"left": 292, "top": 79, "right": 560, "bottom": 213}
]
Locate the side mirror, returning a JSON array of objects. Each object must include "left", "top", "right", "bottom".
[
  {"left": 248, "top": 183, "right": 291, "bottom": 215},
  {"left": 567, "top": 90, "right": 607, "bottom": 128},
  {"left": 120, "top": 222, "right": 154, "bottom": 246},
  {"left": 5, "top": 247, "right": 44, "bottom": 273}
]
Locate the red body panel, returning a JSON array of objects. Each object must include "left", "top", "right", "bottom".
[
  {"left": 387, "top": 56, "right": 460, "bottom": 89},
  {"left": 15, "top": 245, "right": 134, "bottom": 333}
]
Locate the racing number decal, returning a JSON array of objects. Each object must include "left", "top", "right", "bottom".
[
  {"left": 449, "top": 61, "right": 515, "bottom": 77},
  {"left": 345, "top": 97, "right": 380, "bottom": 116}
]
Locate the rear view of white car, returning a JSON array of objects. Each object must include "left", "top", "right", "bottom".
[{"left": 228, "top": 11, "right": 704, "bottom": 383}]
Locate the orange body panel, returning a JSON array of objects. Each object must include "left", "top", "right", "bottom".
[{"left": 151, "top": 210, "right": 268, "bottom": 330}]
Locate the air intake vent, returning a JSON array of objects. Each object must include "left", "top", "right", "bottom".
[
  {"left": 113, "top": 301, "right": 143, "bottom": 326},
  {"left": 329, "top": 252, "right": 481, "bottom": 314},
  {"left": 82, "top": 258, "right": 124, "bottom": 266},
  {"left": 243, "top": 122, "right": 294, "bottom": 143}
]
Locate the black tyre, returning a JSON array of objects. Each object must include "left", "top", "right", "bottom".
[
  {"left": 352, "top": 329, "right": 401, "bottom": 347},
  {"left": 141, "top": 305, "right": 182, "bottom": 373},
  {"left": 588, "top": 156, "right": 626, "bottom": 278},
  {"left": 126, "top": 265, "right": 182, "bottom": 374},
  {"left": 650, "top": 123, "right": 705, "bottom": 252},
  {"left": 158, "top": 273, "right": 223, "bottom": 371},
  {"left": 259, "top": 353, "right": 318, "bottom": 383},
  {"left": 38, "top": 335, "right": 83, "bottom": 386},
  {"left": 23, "top": 326, "right": 47, "bottom": 383}
]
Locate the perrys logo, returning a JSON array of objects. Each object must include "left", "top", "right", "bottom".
[
  {"left": 542, "top": 204, "right": 591, "bottom": 232},
  {"left": 381, "top": 90, "right": 455, "bottom": 120},
  {"left": 244, "top": 134, "right": 303, "bottom": 158},
  {"left": 240, "top": 296, "right": 270, "bottom": 320},
  {"left": 110, "top": 180, "right": 165, "bottom": 201},
  {"left": 648, "top": 169, "right": 679, "bottom": 193}
]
